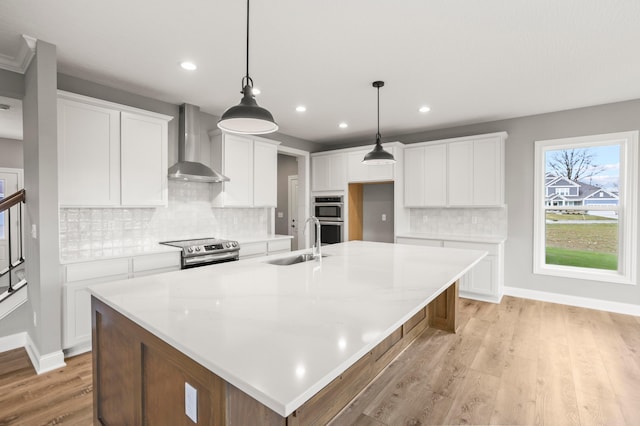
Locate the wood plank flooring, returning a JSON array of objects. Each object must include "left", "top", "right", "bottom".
[{"left": 0, "top": 297, "right": 638, "bottom": 425}]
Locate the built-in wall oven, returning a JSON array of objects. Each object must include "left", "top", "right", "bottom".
[{"left": 314, "top": 196, "right": 344, "bottom": 245}]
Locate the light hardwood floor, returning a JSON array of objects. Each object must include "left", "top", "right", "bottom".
[{"left": 1, "top": 297, "right": 639, "bottom": 425}]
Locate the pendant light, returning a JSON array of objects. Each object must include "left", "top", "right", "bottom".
[
  {"left": 362, "top": 81, "right": 395, "bottom": 165},
  {"left": 218, "top": 0, "right": 278, "bottom": 135}
]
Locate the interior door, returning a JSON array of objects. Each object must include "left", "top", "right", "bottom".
[
  {"left": 0, "top": 169, "right": 21, "bottom": 290},
  {"left": 288, "top": 175, "right": 299, "bottom": 250}
]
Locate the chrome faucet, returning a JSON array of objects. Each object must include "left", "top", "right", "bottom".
[{"left": 304, "top": 216, "right": 322, "bottom": 259}]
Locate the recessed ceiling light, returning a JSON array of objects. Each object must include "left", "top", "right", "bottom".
[
  {"left": 419, "top": 106, "right": 431, "bottom": 113},
  {"left": 180, "top": 61, "right": 197, "bottom": 71},
  {"left": 296, "top": 106, "right": 306, "bottom": 112},
  {"left": 252, "top": 88, "right": 261, "bottom": 95},
  {"left": 339, "top": 122, "right": 348, "bottom": 129}
]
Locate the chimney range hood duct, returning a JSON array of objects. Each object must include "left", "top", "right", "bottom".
[{"left": 168, "top": 104, "right": 230, "bottom": 182}]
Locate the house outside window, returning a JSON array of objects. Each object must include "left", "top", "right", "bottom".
[{"left": 534, "top": 131, "right": 638, "bottom": 285}]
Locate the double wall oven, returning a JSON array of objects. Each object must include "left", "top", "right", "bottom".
[{"left": 314, "top": 196, "right": 344, "bottom": 245}]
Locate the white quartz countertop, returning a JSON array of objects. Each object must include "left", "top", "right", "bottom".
[
  {"left": 396, "top": 232, "right": 507, "bottom": 244},
  {"left": 88, "top": 241, "right": 486, "bottom": 417}
]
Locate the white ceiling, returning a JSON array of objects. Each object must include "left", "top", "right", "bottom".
[{"left": 1, "top": 0, "right": 640, "bottom": 144}]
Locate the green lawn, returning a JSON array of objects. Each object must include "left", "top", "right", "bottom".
[
  {"left": 545, "top": 222, "right": 618, "bottom": 270},
  {"left": 546, "top": 247, "right": 618, "bottom": 270},
  {"left": 545, "top": 212, "right": 615, "bottom": 221}
]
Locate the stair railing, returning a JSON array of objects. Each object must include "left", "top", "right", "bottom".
[{"left": 0, "top": 189, "right": 26, "bottom": 297}]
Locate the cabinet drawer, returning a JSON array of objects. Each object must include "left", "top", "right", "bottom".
[
  {"left": 132, "top": 252, "right": 181, "bottom": 273},
  {"left": 239, "top": 242, "right": 267, "bottom": 258},
  {"left": 65, "top": 258, "right": 130, "bottom": 282},
  {"left": 396, "top": 237, "right": 443, "bottom": 247},
  {"left": 443, "top": 241, "right": 499, "bottom": 256},
  {"left": 267, "top": 239, "right": 291, "bottom": 253}
]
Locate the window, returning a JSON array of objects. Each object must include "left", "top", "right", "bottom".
[
  {"left": 556, "top": 188, "right": 570, "bottom": 195},
  {"left": 534, "top": 131, "right": 638, "bottom": 285}
]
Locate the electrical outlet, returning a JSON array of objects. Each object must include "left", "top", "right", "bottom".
[
  {"left": 422, "top": 215, "right": 428, "bottom": 223},
  {"left": 185, "top": 382, "right": 198, "bottom": 423},
  {"left": 381, "top": 214, "right": 387, "bottom": 222},
  {"left": 31, "top": 224, "right": 37, "bottom": 239},
  {"left": 33, "top": 312, "right": 37, "bottom": 327},
  {"left": 277, "top": 211, "right": 284, "bottom": 218}
]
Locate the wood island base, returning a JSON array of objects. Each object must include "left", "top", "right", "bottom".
[{"left": 92, "top": 281, "right": 458, "bottom": 425}]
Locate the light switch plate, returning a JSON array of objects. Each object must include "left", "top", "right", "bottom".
[{"left": 185, "top": 382, "right": 198, "bottom": 423}]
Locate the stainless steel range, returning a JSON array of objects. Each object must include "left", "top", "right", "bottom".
[{"left": 160, "top": 237, "right": 240, "bottom": 269}]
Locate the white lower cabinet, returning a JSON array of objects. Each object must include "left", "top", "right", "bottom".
[
  {"left": 62, "top": 252, "right": 180, "bottom": 354},
  {"left": 239, "top": 239, "right": 292, "bottom": 259},
  {"left": 396, "top": 237, "right": 504, "bottom": 303}
]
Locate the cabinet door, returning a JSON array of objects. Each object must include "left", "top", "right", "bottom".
[
  {"left": 223, "top": 135, "right": 253, "bottom": 206},
  {"left": 328, "top": 154, "right": 346, "bottom": 190},
  {"left": 63, "top": 281, "right": 93, "bottom": 350},
  {"left": 58, "top": 98, "right": 120, "bottom": 206},
  {"left": 447, "top": 141, "right": 474, "bottom": 206},
  {"left": 253, "top": 140, "right": 278, "bottom": 206},
  {"left": 121, "top": 112, "right": 168, "bottom": 206},
  {"left": 473, "top": 136, "right": 503, "bottom": 205},
  {"left": 468, "top": 255, "right": 496, "bottom": 296},
  {"left": 424, "top": 144, "right": 447, "bottom": 206},
  {"left": 404, "top": 146, "right": 425, "bottom": 206},
  {"left": 311, "top": 156, "right": 330, "bottom": 191}
]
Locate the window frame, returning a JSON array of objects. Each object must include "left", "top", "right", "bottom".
[{"left": 533, "top": 131, "right": 638, "bottom": 285}]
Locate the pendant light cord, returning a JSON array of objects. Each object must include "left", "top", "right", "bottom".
[
  {"left": 376, "top": 85, "right": 381, "bottom": 140},
  {"left": 246, "top": 0, "right": 250, "bottom": 83}
]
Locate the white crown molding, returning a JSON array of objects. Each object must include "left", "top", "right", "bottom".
[
  {"left": 0, "top": 34, "right": 37, "bottom": 74},
  {"left": 504, "top": 286, "right": 640, "bottom": 317}
]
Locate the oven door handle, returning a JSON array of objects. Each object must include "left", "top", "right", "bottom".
[
  {"left": 318, "top": 221, "right": 344, "bottom": 225},
  {"left": 183, "top": 252, "right": 239, "bottom": 266}
]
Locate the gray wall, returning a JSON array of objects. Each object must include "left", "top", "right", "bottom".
[
  {"left": 333, "top": 98, "right": 640, "bottom": 306},
  {"left": 23, "top": 40, "right": 62, "bottom": 355},
  {"left": 275, "top": 154, "right": 298, "bottom": 235},
  {"left": 0, "top": 68, "right": 24, "bottom": 99},
  {"left": 0, "top": 137, "right": 23, "bottom": 168},
  {"left": 362, "top": 183, "right": 394, "bottom": 243}
]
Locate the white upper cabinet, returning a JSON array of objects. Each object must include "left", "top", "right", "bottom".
[
  {"left": 347, "top": 148, "right": 395, "bottom": 183},
  {"left": 210, "top": 131, "right": 280, "bottom": 207},
  {"left": 404, "top": 144, "right": 447, "bottom": 207},
  {"left": 404, "top": 132, "right": 506, "bottom": 207},
  {"left": 57, "top": 91, "right": 171, "bottom": 207},
  {"left": 120, "top": 112, "right": 168, "bottom": 206},
  {"left": 58, "top": 97, "right": 121, "bottom": 206},
  {"left": 252, "top": 140, "right": 278, "bottom": 207},
  {"left": 311, "top": 153, "right": 346, "bottom": 192}
]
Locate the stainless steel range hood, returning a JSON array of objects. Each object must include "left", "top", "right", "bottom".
[{"left": 168, "top": 104, "right": 230, "bottom": 182}]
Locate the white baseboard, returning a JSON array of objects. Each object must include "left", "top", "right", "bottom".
[
  {"left": 0, "top": 331, "right": 27, "bottom": 353},
  {"left": 504, "top": 286, "right": 640, "bottom": 317},
  {"left": 25, "top": 333, "right": 66, "bottom": 374}
]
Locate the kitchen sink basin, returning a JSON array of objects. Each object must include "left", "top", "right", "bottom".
[{"left": 265, "top": 253, "right": 326, "bottom": 266}]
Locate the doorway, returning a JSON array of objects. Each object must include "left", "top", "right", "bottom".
[
  {"left": 275, "top": 147, "right": 310, "bottom": 251},
  {"left": 348, "top": 181, "right": 394, "bottom": 243},
  {"left": 0, "top": 168, "right": 23, "bottom": 290}
]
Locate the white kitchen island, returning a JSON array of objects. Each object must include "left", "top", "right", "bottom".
[{"left": 89, "top": 241, "right": 486, "bottom": 425}]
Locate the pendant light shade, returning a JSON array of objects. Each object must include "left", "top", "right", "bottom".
[
  {"left": 362, "top": 81, "right": 395, "bottom": 165},
  {"left": 218, "top": 0, "right": 277, "bottom": 135}
]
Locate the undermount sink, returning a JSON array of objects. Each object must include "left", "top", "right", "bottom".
[{"left": 265, "top": 253, "right": 326, "bottom": 266}]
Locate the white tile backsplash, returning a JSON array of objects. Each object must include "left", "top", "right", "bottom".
[
  {"left": 60, "top": 181, "right": 269, "bottom": 260},
  {"left": 409, "top": 207, "right": 507, "bottom": 238}
]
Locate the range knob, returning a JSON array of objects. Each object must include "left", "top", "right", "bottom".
[
  {"left": 187, "top": 247, "right": 194, "bottom": 253},
  {"left": 232, "top": 241, "right": 238, "bottom": 247},
  {"left": 195, "top": 247, "right": 201, "bottom": 252},
  {"left": 225, "top": 242, "right": 231, "bottom": 248}
]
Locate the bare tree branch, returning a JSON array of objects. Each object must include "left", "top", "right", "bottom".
[{"left": 548, "top": 148, "right": 604, "bottom": 182}]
